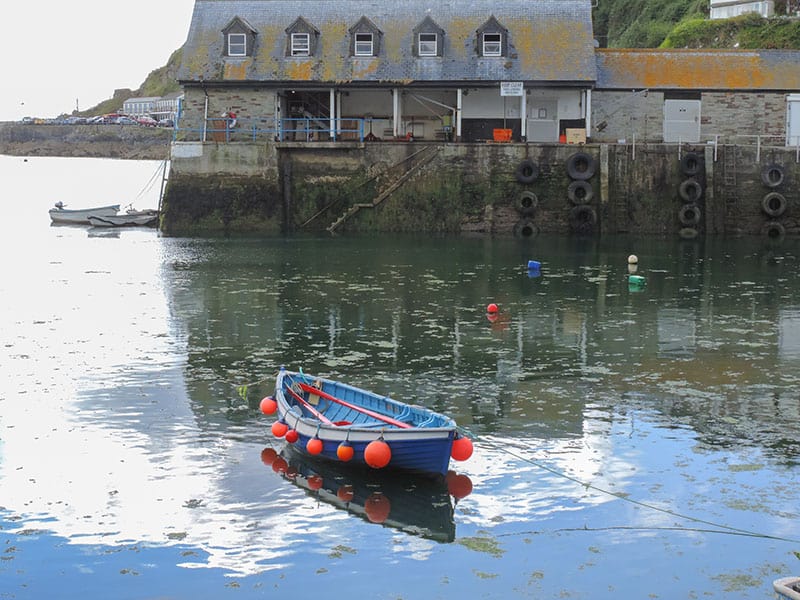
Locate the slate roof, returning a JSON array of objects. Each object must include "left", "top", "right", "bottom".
[
  {"left": 596, "top": 49, "right": 800, "bottom": 91},
  {"left": 178, "top": 0, "right": 597, "bottom": 86}
]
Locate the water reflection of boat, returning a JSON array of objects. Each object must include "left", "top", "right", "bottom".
[{"left": 261, "top": 445, "right": 472, "bottom": 543}]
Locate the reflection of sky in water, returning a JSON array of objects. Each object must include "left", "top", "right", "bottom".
[{"left": 2, "top": 156, "right": 800, "bottom": 597}]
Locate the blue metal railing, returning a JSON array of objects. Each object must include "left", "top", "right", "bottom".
[{"left": 174, "top": 116, "right": 369, "bottom": 143}]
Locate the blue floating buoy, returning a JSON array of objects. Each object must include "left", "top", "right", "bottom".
[{"left": 527, "top": 260, "right": 541, "bottom": 271}]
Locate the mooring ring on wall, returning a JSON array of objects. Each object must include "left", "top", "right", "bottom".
[
  {"left": 566, "top": 152, "right": 597, "bottom": 180},
  {"left": 517, "top": 191, "right": 538, "bottom": 215},
  {"left": 515, "top": 160, "right": 539, "bottom": 184},
  {"left": 678, "top": 227, "right": 699, "bottom": 240},
  {"left": 678, "top": 203, "right": 702, "bottom": 227},
  {"left": 568, "top": 205, "right": 597, "bottom": 233},
  {"left": 762, "top": 220, "right": 786, "bottom": 240},
  {"left": 567, "top": 180, "right": 594, "bottom": 205},
  {"left": 513, "top": 219, "right": 539, "bottom": 237},
  {"left": 678, "top": 178, "right": 703, "bottom": 203},
  {"left": 761, "top": 192, "right": 787, "bottom": 218},
  {"left": 761, "top": 163, "right": 785, "bottom": 188},
  {"left": 680, "top": 152, "right": 702, "bottom": 177}
]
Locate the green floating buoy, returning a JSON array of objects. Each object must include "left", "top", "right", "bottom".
[{"left": 628, "top": 274, "right": 646, "bottom": 289}]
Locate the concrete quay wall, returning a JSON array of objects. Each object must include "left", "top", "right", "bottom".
[{"left": 162, "top": 140, "right": 800, "bottom": 237}]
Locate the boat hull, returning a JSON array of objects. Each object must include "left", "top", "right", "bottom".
[
  {"left": 49, "top": 204, "right": 120, "bottom": 224},
  {"left": 88, "top": 210, "right": 158, "bottom": 227},
  {"left": 774, "top": 577, "right": 800, "bottom": 600},
  {"left": 272, "top": 368, "right": 460, "bottom": 476}
]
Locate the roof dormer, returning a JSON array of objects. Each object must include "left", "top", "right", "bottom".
[
  {"left": 476, "top": 16, "right": 508, "bottom": 58},
  {"left": 285, "top": 16, "right": 320, "bottom": 57},
  {"left": 413, "top": 16, "right": 445, "bottom": 58},
  {"left": 348, "top": 16, "right": 382, "bottom": 57},
  {"left": 222, "top": 16, "right": 257, "bottom": 58}
]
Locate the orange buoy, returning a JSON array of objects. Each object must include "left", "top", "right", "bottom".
[
  {"left": 337, "top": 484, "right": 355, "bottom": 503},
  {"left": 336, "top": 441, "right": 355, "bottom": 462},
  {"left": 272, "top": 456, "right": 288, "bottom": 474},
  {"left": 285, "top": 466, "right": 298, "bottom": 480},
  {"left": 306, "top": 437, "right": 323, "bottom": 455},
  {"left": 260, "top": 447, "right": 277, "bottom": 467},
  {"left": 364, "top": 492, "right": 391, "bottom": 523},
  {"left": 285, "top": 429, "right": 299, "bottom": 444},
  {"left": 259, "top": 396, "right": 277, "bottom": 415},
  {"left": 364, "top": 439, "right": 392, "bottom": 468},
  {"left": 271, "top": 420, "right": 288, "bottom": 438},
  {"left": 487, "top": 303, "right": 499, "bottom": 313},
  {"left": 307, "top": 474, "right": 323, "bottom": 491},
  {"left": 451, "top": 435, "right": 474, "bottom": 461}
]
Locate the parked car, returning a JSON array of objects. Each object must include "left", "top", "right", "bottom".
[
  {"left": 157, "top": 118, "right": 174, "bottom": 128},
  {"left": 115, "top": 116, "right": 137, "bottom": 125},
  {"left": 136, "top": 116, "right": 158, "bottom": 127}
]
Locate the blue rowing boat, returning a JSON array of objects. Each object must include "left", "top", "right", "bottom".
[{"left": 260, "top": 367, "right": 473, "bottom": 476}]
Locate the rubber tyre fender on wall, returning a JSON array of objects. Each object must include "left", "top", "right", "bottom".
[
  {"left": 569, "top": 205, "right": 597, "bottom": 233},
  {"left": 567, "top": 180, "right": 594, "bottom": 205},
  {"left": 566, "top": 151, "right": 597, "bottom": 180},
  {"left": 762, "top": 220, "right": 786, "bottom": 239},
  {"left": 517, "top": 191, "right": 538, "bottom": 215},
  {"left": 680, "top": 152, "right": 702, "bottom": 177},
  {"left": 678, "top": 178, "right": 703, "bottom": 203},
  {"left": 678, "top": 203, "right": 702, "bottom": 227},
  {"left": 515, "top": 159, "right": 539, "bottom": 184},
  {"left": 513, "top": 219, "right": 539, "bottom": 238},
  {"left": 761, "top": 164, "right": 785, "bottom": 188},
  {"left": 761, "top": 192, "right": 787, "bottom": 218}
]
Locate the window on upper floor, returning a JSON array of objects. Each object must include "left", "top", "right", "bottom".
[
  {"left": 476, "top": 16, "right": 507, "bottom": 58},
  {"left": 355, "top": 33, "right": 373, "bottom": 56},
  {"left": 222, "top": 16, "right": 257, "bottom": 58},
  {"left": 419, "top": 33, "right": 437, "bottom": 57},
  {"left": 482, "top": 33, "right": 502, "bottom": 57},
  {"left": 291, "top": 33, "right": 310, "bottom": 56},
  {"left": 228, "top": 33, "right": 247, "bottom": 57},
  {"left": 349, "top": 16, "right": 381, "bottom": 57}
]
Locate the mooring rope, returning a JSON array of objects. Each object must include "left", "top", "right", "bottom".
[{"left": 472, "top": 431, "right": 800, "bottom": 545}]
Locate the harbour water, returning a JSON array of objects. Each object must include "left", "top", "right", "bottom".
[{"left": 1, "top": 154, "right": 799, "bottom": 599}]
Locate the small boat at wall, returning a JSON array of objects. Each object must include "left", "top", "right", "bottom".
[
  {"left": 88, "top": 209, "right": 159, "bottom": 228},
  {"left": 260, "top": 367, "right": 474, "bottom": 477},
  {"left": 261, "top": 445, "right": 469, "bottom": 542},
  {"left": 49, "top": 202, "right": 120, "bottom": 224},
  {"left": 774, "top": 577, "right": 800, "bottom": 600}
]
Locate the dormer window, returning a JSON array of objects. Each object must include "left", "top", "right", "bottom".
[
  {"left": 419, "top": 33, "right": 437, "bottom": 56},
  {"left": 482, "top": 33, "right": 502, "bottom": 56},
  {"left": 349, "top": 16, "right": 382, "bottom": 57},
  {"left": 286, "top": 17, "right": 319, "bottom": 57},
  {"left": 355, "top": 33, "right": 373, "bottom": 56},
  {"left": 291, "top": 33, "right": 310, "bottom": 56},
  {"left": 413, "top": 16, "right": 444, "bottom": 58},
  {"left": 228, "top": 33, "right": 247, "bottom": 56},
  {"left": 476, "top": 16, "right": 508, "bottom": 58},
  {"left": 222, "top": 16, "right": 257, "bottom": 58}
]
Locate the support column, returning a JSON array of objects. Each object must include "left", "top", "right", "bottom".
[
  {"left": 456, "top": 88, "right": 463, "bottom": 141},
  {"left": 520, "top": 89, "right": 527, "bottom": 141},
  {"left": 585, "top": 89, "right": 592, "bottom": 137},
  {"left": 393, "top": 88, "right": 401, "bottom": 138},
  {"left": 329, "top": 88, "right": 336, "bottom": 141}
]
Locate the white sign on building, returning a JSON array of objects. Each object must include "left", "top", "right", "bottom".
[{"left": 500, "top": 82, "right": 524, "bottom": 97}]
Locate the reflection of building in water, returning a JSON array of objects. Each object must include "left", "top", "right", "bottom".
[
  {"left": 778, "top": 308, "right": 800, "bottom": 362},
  {"left": 657, "top": 308, "right": 696, "bottom": 358}
]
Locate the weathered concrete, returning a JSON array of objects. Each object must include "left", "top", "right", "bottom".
[{"left": 162, "top": 139, "right": 800, "bottom": 237}]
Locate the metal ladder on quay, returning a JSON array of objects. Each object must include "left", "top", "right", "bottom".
[{"left": 721, "top": 144, "right": 739, "bottom": 231}]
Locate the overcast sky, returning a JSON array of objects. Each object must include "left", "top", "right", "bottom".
[{"left": 1, "top": 0, "right": 196, "bottom": 121}]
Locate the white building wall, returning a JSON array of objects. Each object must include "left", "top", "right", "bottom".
[{"left": 710, "top": 0, "right": 774, "bottom": 19}]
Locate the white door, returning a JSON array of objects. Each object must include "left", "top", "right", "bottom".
[
  {"left": 787, "top": 94, "right": 800, "bottom": 147},
  {"left": 663, "top": 99, "right": 701, "bottom": 143}
]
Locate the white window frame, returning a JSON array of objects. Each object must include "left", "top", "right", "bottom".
[
  {"left": 228, "top": 33, "right": 247, "bottom": 57},
  {"left": 419, "top": 33, "right": 437, "bottom": 56},
  {"left": 482, "top": 33, "right": 502, "bottom": 57},
  {"left": 355, "top": 33, "right": 373, "bottom": 57},
  {"left": 291, "top": 33, "right": 310, "bottom": 56}
]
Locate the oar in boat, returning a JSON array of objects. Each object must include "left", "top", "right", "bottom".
[
  {"left": 297, "top": 382, "right": 411, "bottom": 429},
  {"left": 284, "top": 384, "right": 334, "bottom": 425}
]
